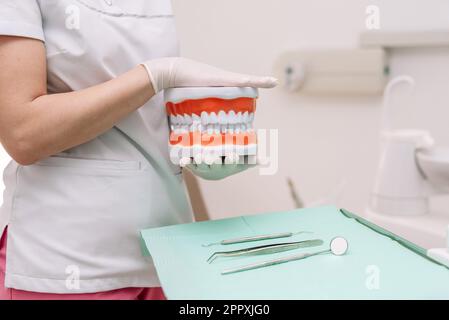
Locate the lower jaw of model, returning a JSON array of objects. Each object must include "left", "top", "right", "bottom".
[{"left": 166, "top": 96, "right": 258, "bottom": 167}]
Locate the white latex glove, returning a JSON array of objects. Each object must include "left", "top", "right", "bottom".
[{"left": 142, "top": 57, "right": 278, "bottom": 93}]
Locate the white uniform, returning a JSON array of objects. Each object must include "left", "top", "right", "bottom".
[{"left": 0, "top": 0, "right": 193, "bottom": 294}]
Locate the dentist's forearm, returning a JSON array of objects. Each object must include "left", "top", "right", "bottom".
[
  {"left": 19, "top": 66, "right": 155, "bottom": 164},
  {"left": 0, "top": 36, "right": 156, "bottom": 165}
]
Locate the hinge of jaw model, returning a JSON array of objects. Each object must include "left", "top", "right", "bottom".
[{"left": 164, "top": 87, "right": 259, "bottom": 166}]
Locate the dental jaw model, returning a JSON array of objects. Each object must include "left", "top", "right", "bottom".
[{"left": 165, "top": 87, "right": 258, "bottom": 166}]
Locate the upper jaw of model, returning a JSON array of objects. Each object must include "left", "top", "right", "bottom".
[{"left": 164, "top": 87, "right": 258, "bottom": 166}]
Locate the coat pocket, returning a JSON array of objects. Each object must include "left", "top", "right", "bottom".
[
  {"left": 7, "top": 156, "right": 162, "bottom": 280},
  {"left": 35, "top": 155, "right": 142, "bottom": 171}
]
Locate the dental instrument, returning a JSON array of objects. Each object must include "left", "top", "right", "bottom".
[
  {"left": 287, "top": 177, "right": 304, "bottom": 209},
  {"left": 202, "top": 231, "right": 312, "bottom": 248},
  {"left": 221, "top": 237, "right": 348, "bottom": 275},
  {"left": 165, "top": 87, "right": 259, "bottom": 166},
  {"left": 207, "top": 239, "right": 323, "bottom": 264}
]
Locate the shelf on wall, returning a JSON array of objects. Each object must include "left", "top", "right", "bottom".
[{"left": 360, "top": 30, "right": 449, "bottom": 48}]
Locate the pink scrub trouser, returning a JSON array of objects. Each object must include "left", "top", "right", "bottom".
[{"left": 0, "top": 228, "right": 166, "bottom": 300}]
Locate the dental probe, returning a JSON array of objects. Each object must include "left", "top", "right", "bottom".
[
  {"left": 201, "top": 231, "right": 312, "bottom": 247},
  {"left": 221, "top": 237, "right": 349, "bottom": 275}
]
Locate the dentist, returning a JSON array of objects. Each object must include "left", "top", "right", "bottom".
[{"left": 0, "top": 0, "right": 277, "bottom": 300}]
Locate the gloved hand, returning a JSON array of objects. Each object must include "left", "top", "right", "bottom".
[
  {"left": 185, "top": 155, "right": 257, "bottom": 181},
  {"left": 142, "top": 57, "right": 278, "bottom": 93}
]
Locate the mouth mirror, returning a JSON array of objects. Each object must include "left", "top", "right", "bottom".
[{"left": 330, "top": 237, "right": 349, "bottom": 256}]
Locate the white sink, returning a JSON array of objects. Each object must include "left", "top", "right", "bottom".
[{"left": 417, "top": 147, "right": 449, "bottom": 192}]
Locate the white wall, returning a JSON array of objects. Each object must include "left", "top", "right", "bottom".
[{"left": 171, "top": 0, "right": 449, "bottom": 219}]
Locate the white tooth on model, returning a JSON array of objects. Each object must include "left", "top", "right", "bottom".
[
  {"left": 225, "top": 153, "right": 239, "bottom": 165},
  {"left": 201, "top": 112, "right": 209, "bottom": 126},
  {"left": 192, "top": 113, "right": 201, "bottom": 123},
  {"left": 193, "top": 153, "right": 203, "bottom": 165},
  {"left": 236, "top": 112, "right": 242, "bottom": 133},
  {"left": 236, "top": 112, "right": 243, "bottom": 134},
  {"left": 228, "top": 110, "right": 236, "bottom": 124},
  {"left": 173, "top": 110, "right": 256, "bottom": 133},
  {"left": 218, "top": 111, "right": 227, "bottom": 125},
  {"left": 179, "top": 157, "right": 192, "bottom": 168},
  {"left": 224, "top": 156, "right": 233, "bottom": 165},
  {"left": 184, "top": 114, "right": 192, "bottom": 125},
  {"left": 209, "top": 112, "right": 218, "bottom": 124},
  {"left": 189, "top": 114, "right": 198, "bottom": 132},
  {"left": 237, "top": 112, "right": 243, "bottom": 125},
  {"left": 218, "top": 111, "right": 228, "bottom": 133},
  {"left": 235, "top": 154, "right": 242, "bottom": 164},
  {"left": 243, "top": 111, "right": 249, "bottom": 124},
  {"left": 243, "top": 113, "right": 249, "bottom": 131},
  {"left": 177, "top": 116, "right": 183, "bottom": 131},
  {"left": 202, "top": 153, "right": 210, "bottom": 165},
  {"left": 204, "top": 153, "right": 218, "bottom": 166},
  {"left": 176, "top": 115, "right": 184, "bottom": 127},
  {"left": 181, "top": 115, "right": 189, "bottom": 132}
]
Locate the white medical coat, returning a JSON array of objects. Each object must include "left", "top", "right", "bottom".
[{"left": 0, "top": 0, "right": 193, "bottom": 293}]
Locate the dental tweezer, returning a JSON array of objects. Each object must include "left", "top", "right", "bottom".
[
  {"left": 202, "top": 231, "right": 312, "bottom": 248},
  {"left": 221, "top": 237, "right": 349, "bottom": 275},
  {"left": 207, "top": 239, "right": 323, "bottom": 264}
]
